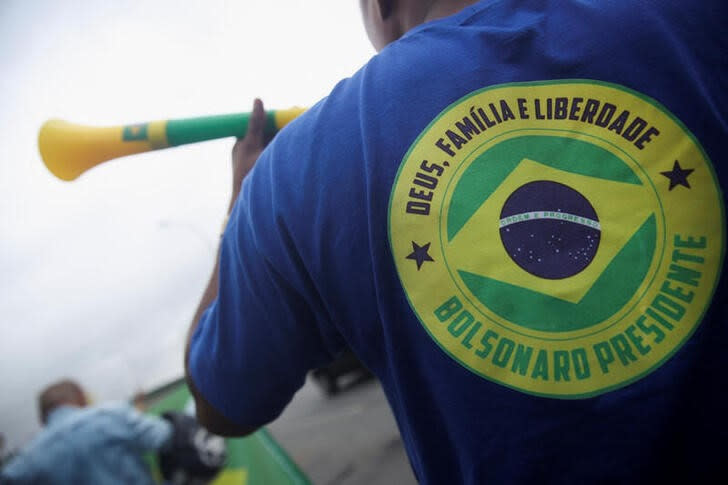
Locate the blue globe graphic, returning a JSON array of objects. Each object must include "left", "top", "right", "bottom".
[{"left": 499, "top": 180, "right": 601, "bottom": 279}]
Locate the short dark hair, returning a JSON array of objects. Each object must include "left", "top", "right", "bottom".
[{"left": 38, "top": 379, "right": 86, "bottom": 425}]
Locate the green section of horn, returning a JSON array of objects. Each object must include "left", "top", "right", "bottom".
[{"left": 166, "top": 112, "right": 279, "bottom": 146}]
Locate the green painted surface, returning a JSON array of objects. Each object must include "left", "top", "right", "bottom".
[{"left": 145, "top": 380, "right": 311, "bottom": 485}]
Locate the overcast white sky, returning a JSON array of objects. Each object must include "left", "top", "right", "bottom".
[{"left": 0, "top": 0, "right": 374, "bottom": 449}]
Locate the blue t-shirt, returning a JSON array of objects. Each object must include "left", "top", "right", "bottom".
[
  {"left": 189, "top": 1, "right": 727, "bottom": 483},
  {"left": 1, "top": 404, "right": 172, "bottom": 484}
]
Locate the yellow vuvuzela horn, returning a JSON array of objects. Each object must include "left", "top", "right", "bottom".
[{"left": 38, "top": 107, "right": 306, "bottom": 181}]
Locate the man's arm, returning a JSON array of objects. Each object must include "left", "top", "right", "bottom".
[
  {"left": 184, "top": 99, "right": 267, "bottom": 437},
  {"left": 122, "top": 405, "right": 174, "bottom": 451}
]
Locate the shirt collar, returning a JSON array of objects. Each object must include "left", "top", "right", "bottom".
[
  {"left": 401, "top": 0, "right": 490, "bottom": 40},
  {"left": 46, "top": 405, "right": 80, "bottom": 425}
]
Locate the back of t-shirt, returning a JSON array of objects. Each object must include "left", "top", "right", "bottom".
[{"left": 191, "top": 1, "right": 727, "bottom": 483}]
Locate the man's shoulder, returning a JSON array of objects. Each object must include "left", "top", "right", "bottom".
[
  {"left": 87, "top": 401, "right": 134, "bottom": 415},
  {"left": 79, "top": 402, "right": 142, "bottom": 428},
  {"left": 30, "top": 402, "right": 136, "bottom": 440}
]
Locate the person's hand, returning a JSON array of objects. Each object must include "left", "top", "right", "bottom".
[{"left": 230, "top": 98, "right": 267, "bottom": 204}]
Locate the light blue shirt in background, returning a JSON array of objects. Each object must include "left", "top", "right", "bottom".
[{"left": 1, "top": 403, "right": 172, "bottom": 484}]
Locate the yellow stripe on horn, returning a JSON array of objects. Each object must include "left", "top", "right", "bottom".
[
  {"left": 147, "top": 120, "right": 169, "bottom": 149},
  {"left": 273, "top": 107, "right": 307, "bottom": 131}
]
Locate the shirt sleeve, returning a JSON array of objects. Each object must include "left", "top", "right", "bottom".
[
  {"left": 187, "top": 124, "right": 345, "bottom": 429},
  {"left": 118, "top": 404, "right": 173, "bottom": 451}
]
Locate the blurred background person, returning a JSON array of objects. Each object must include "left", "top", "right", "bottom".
[
  {"left": 0, "top": 379, "right": 172, "bottom": 484},
  {"left": 0, "top": 433, "right": 16, "bottom": 470}
]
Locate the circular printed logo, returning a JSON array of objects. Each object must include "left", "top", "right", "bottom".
[{"left": 388, "top": 80, "right": 725, "bottom": 398}]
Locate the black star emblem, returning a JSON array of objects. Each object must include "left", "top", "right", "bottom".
[
  {"left": 406, "top": 241, "right": 434, "bottom": 270},
  {"left": 660, "top": 160, "right": 694, "bottom": 191}
]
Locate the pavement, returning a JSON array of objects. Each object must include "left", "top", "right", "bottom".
[{"left": 267, "top": 375, "right": 417, "bottom": 485}]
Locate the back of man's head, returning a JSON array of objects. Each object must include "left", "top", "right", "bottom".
[{"left": 38, "top": 379, "right": 87, "bottom": 425}]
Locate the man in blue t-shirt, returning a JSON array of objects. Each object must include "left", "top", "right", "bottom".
[
  {"left": 185, "top": 1, "right": 727, "bottom": 483},
  {"left": 0, "top": 380, "right": 172, "bottom": 484}
]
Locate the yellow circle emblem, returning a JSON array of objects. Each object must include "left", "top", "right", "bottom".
[{"left": 388, "top": 80, "right": 725, "bottom": 398}]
